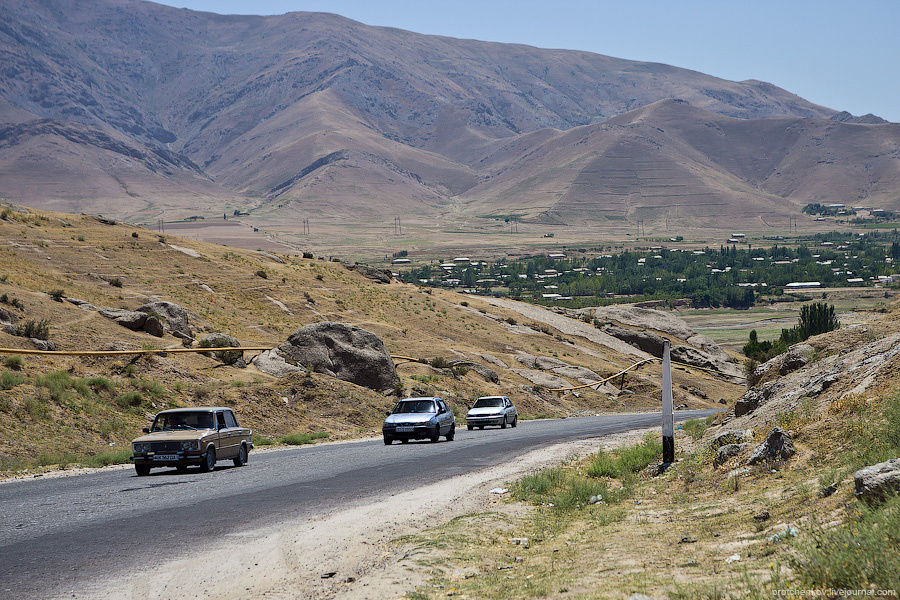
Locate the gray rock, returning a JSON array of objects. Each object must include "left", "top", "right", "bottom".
[
  {"left": 199, "top": 333, "right": 243, "bottom": 365},
  {"left": 65, "top": 298, "right": 97, "bottom": 311},
  {"left": 511, "top": 369, "right": 570, "bottom": 389},
  {"left": 143, "top": 316, "right": 165, "bottom": 337},
  {"left": 854, "top": 458, "right": 900, "bottom": 503},
  {"left": 714, "top": 443, "right": 748, "bottom": 467},
  {"left": 30, "top": 338, "right": 56, "bottom": 351},
  {"left": 99, "top": 308, "right": 148, "bottom": 331},
  {"left": 780, "top": 344, "right": 813, "bottom": 375},
  {"left": 347, "top": 264, "right": 393, "bottom": 284},
  {"left": 515, "top": 353, "right": 569, "bottom": 370},
  {"left": 0, "top": 306, "right": 16, "bottom": 324},
  {"left": 466, "top": 363, "right": 499, "bottom": 384},
  {"left": 748, "top": 427, "right": 795, "bottom": 465},
  {"left": 627, "top": 595, "right": 654, "bottom": 600},
  {"left": 753, "top": 510, "right": 771, "bottom": 522},
  {"left": 135, "top": 301, "right": 192, "bottom": 338},
  {"left": 251, "top": 348, "right": 305, "bottom": 377},
  {"left": 3, "top": 324, "right": 18, "bottom": 335},
  {"left": 272, "top": 322, "right": 399, "bottom": 391}
]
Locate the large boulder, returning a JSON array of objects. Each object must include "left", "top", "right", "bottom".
[
  {"left": 136, "top": 301, "right": 193, "bottom": 339},
  {"left": 714, "top": 443, "right": 749, "bottom": 467},
  {"left": 780, "top": 344, "right": 814, "bottom": 375},
  {"left": 854, "top": 458, "right": 900, "bottom": 504},
  {"left": 199, "top": 333, "right": 243, "bottom": 365},
  {"left": 748, "top": 427, "right": 795, "bottom": 465},
  {"left": 269, "top": 322, "right": 398, "bottom": 391},
  {"left": 98, "top": 308, "right": 147, "bottom": 331}
]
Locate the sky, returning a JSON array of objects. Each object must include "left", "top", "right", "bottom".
[{"left": 158, "top": 0, "right": 900, "bottom": 122}]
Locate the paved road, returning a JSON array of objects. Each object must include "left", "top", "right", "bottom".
[{"left": 0, "top": 410, "right": 714, "bottom": 599}]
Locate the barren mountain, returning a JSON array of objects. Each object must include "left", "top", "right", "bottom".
[{"left": 0, "top": 0, "right": 897, "bottom": 226}]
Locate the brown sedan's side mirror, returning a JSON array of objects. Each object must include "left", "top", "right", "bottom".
[
  {"left": 142, "top": 427, "right": 150, "bottom": 434},
  {"left": 385, "top": 411, "right": 391, "bottom": 417}
]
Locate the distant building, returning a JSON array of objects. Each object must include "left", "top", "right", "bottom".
[
  {"left": 785, "top": 282, "right": 822, "bottom": 289},
  {"left": 391, "top": 258, "right": 411, "bottom": 264}
]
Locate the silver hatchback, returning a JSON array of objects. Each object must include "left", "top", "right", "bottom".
[
  {"left": 383, "top": 397, "right": 456, "bottom": 444},
  {"left": 466, "top": 396, "right": 517, "bottom": 430}
]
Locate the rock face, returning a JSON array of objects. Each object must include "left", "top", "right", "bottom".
[
  {"left": 748, "top": 427, "right": 795, "bottom": 465},
  {"left": 199, "top": 333, "right": 243, "bottom": 365},
  {"left": 251, "top": 348, "right": 304, "bottom": 377},
  {"left": 586, "top": 305, "right": 695, "bottom": 340},
  {"left": 269, "top": 322, "right": 399, "bottom": 391},
  {"left": 779, "top": 344, "right": 813, "bottom": 375},
  {"left": 708, "top": 429, "right": 753, "bottom": 450},
  {"left": 136, "top": 301, "right": 193, "bottom": 339},
  {"left": 0, "top": 307, "right": 17, "bottom": 324},
  {"left": 600, "top": 324, "right": 666, "bottom": 356},
  {"left": 347, "top": 264, "right": 393, "bottom": 284},
  {"left": 854, "top": 459, "right": 900, "bottom": 503}
]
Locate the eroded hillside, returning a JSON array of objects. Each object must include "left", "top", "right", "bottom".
[{"left": 0, "top": 205, "right": 742, "bottom": 472}]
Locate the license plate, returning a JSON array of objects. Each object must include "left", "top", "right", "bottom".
[
  {"left": 153, "top": 454, "right": 179, "bottom": 461},
  {"left": 396, "top": 426, "right": 415, "bottom": 433}
]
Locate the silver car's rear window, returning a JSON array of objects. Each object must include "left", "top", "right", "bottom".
[{"left": 393, "top": 400, "right": 436, "bottom": 414}]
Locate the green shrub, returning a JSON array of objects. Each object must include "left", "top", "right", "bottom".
[
  {"left": 15, "top": 319, "right": 50, "bottom": 340},
  {"left": 255, "top": 269, "right": 268, "bottom": 279},
  {"left": 791, "top": 494, "right": 900, "bottom": 591},
  {"left": 587, "top": 434, "right": 662, "bottom": 478},
  {"left": 83, "top": 376, "right": 115, "bottom": 392},
  {"left": 513, "top": 467, "right": 567, "bottom": 503},
  {"left": 0, "top": 371, "right": 24, "bottom": 390},
  {"left": 279, "top": 431, "right": 329, "bottom": 445},
  {"left": 430, "top": 356, "right": 452, "bottom": 369},
  {"left": 115, "top": 390, "right": 145, "bottom": 407},
  {"left": 0, "top": 293, "right": 24, "bottom": 310},
  {"left": 302, "top": 252, "right": 313, "bottom": 259},
  {"left": 35, "top": 370, "right": 72, "bottom": 400},
  {"left": 3, "top": 355, "right": 23, "bottom": 370},
  {"left": 108, "top": 277, "right": 123, "bottom": 288},
  {"left": 682, "top": 415, "right": 715, "bottom": 440},
  {"left": 48, "top": 289, "right": 66, "bottom": 302},
  {"left": 82, "top": 450, "right": 133, "bottom": 468},
  {"left": 135, "top": 378, "right": 165, "bottom": 399},
  {"left": 252, "top": 433, "right": 275, "bottom": 446}
]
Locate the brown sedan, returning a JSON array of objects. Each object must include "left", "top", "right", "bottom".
[{"left": 131, "top": 407, "right": 252, "bottom": 476}]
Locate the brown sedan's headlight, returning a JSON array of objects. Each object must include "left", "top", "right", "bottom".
[
  {"left": 133, "top": 442, "right": 149, "bottom": 453},
  {"left": 181, "top": 440, "right": 200, "bottom": 451}
]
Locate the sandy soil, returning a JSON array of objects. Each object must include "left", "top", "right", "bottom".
[{"left": 67, "top": 428, "right": 654, "bottom": 600}]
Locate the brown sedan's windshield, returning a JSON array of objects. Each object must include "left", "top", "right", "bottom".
[{"left": 152, "top": 412, "right": 214, "bottom": 431}]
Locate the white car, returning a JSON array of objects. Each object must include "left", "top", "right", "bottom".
[{"left": 466, "top": 396, "right": 517, "bottom": 430}]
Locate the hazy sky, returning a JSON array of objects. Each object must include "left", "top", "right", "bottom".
[{"left": 158, "top": 0, "right": 900, "bottom": 122}]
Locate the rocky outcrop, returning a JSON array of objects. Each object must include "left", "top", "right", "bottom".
[
  {"left": 747, "top": 427, "right": 794, "bottom": 465},
  {"left": 600, "top": 324, "right": 666, "bottom": 356},
  {"left": 0, "top": 307, "right": 17, "bottom": 324},
  {"left": 854, "top": 459, "right": 900, "bottom": 503},
  {"left": 584, "top": 305, "right": 695, "bottom": 340},
  {"left": 511, "top": 369, "right": 570, "bottom": 389},
  {"left": 251, "top": 348, "right": 304, "bottom": 377},
  {"left": 135, "top": 301, "right": 193, "bottom": 339},
  {"left": 260, "top": 322, "right": 398, "bottom": 391},
  {"left": 708, "top": 429, "right": 753, "bottom": 450},
  {"left": 724, "top": 333, "right": 900, "bottom": 432},
  {"left": 460, "top": 362, "right": 499, "bottom": 384},
  {"left": 347, "top": 264, "right": 393, "bottom": 284}
]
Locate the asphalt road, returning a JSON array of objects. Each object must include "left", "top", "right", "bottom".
[{"left": 0, "top": 410, "right": 714, "bottom": 599}]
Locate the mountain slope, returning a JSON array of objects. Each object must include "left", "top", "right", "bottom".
[
  {"left": 463, "top": 100, "right": 900, "bottom": 225},
  {"left": 0, "top": 0, "right": 897, "bottom": 228}
]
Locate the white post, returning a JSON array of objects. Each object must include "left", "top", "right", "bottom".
[{"left": 662, "top": 340, "right": 675, "bottom": 463}]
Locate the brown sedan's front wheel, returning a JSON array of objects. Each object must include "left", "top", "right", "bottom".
[
  {"left": 135, "top": 464, "right": 151, "bottom": 477},
  {"left": 233, "top": 444, "right": 248, "bottom": 467},
  {"left": 200, "top": 447, "right": 216, "bottom": 472}
]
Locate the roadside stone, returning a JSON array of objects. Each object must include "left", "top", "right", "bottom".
[
  {"left": 251, "top": 348, "right": 304, "bottom": 377},
  {"left": 747, "top": 427, "right": 795, "bottom": 465},
  {"left": 714, "top": 443, "right": 748, "bottom": 467},
  {"left": 819, "top": 483, "right": 837, "bottom": 498},
  {"left": 854, "top": 458, "right": 900, "bottom": 503},
  {"left": 269, "top": 322, "right": 399, "bottom": 391}
]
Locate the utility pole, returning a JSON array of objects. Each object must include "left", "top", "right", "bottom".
[
  {"left": 661, "top": 340, "right": 675, "bottom": 465},
  {"left": 301, "top": 218, "right": 310, "bottom": 235}
]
